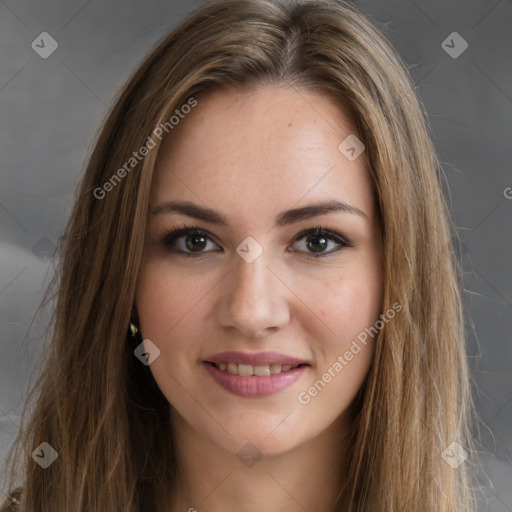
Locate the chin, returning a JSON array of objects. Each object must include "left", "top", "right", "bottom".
[{"left": 203, "top": 412, "right": 313, "bottom": 459}]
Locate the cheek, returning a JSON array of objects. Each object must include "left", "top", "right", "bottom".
[
  {"left": 134, "top": 261, "right": 209, "bottom": 383},
  {"left": 329, "top": 277, "right": 382, "bottom": 336},
  {"left": 294, "top": 252, "right": 382, "bottom": 404},
  {"left": 134, "top": 262, "right": 210, "bottom": 404},
  {"left": 300, "top": 259, "right": 383, "bottom": 350},
  {"left": 295, "top": 276, "right": 381, "bottom": 417},
  {"left": 135, "top": 259, "right": 218, "bottom": 342}
]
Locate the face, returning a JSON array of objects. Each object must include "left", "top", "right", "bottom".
[{"left": 135, "top": 84, "right": 383, "bottom": 458}]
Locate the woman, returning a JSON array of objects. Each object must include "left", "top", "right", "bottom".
[{"left": 1, "top": 0, "right": 478, "bottom": 510}]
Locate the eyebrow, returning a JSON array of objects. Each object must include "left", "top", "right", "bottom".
[{"left": 151, "top": 199, "right": 367, "bottom": 227}]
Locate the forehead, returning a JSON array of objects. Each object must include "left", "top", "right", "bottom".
[{"left": 151, "top": 85, "right": 376, "bottom": 225}]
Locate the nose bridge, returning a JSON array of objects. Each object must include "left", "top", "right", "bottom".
[
  {"left": 217, "top": 248, "right": 289, "bottom": 337},
  {"left": 234, "top": 251, "right": 272, "bottom": 302}
]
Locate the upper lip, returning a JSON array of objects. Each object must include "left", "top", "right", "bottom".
[{"left": 204, "top": 351, "right": 309, "bottom": 366}]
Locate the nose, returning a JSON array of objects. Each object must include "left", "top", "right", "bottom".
[{"left": 216, "top": 250, "right": 290, "bottom": 339}]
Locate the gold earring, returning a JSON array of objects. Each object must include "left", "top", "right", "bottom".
[{"left": 129, "top": 322, "right": 138, "bottom": 336}]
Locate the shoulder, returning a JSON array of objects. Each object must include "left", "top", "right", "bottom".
[{"left": 0, "top": 488, "right": 22, "bottom": 511}]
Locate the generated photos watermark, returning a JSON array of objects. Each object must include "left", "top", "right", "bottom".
[
  {"left": 93, "top": 97, "right": 198, "bottom": 200},
  {"left": 297, "top": 302, "right": 403, "bottom": 405},
  {"left": 134, "top": 339, "right": 161, "bottom": 366},
  {"left": 31, "top": 441, "right": 59, "bottom": 469},
  {"left": 441, "top": 441, "right": 469, "bottom": 469}
]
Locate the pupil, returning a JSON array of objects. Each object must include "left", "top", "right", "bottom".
[
  {"left": 186, "top": 235, "right": 207, "bottom": 251},
  {"left": 308, "top": 235, "right": 327, "bottom": 252}
]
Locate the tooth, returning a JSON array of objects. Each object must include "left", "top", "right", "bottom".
[
  {"left": 238, "top": 364, "right": 254, "bottom": 376},
  {"left": 216, "top": 362, "right": 296, "bottom": 375},
  {"left": 269, "top": 364, "right": 282, "bottom": 374},
  {"left": 227, "top": 363, "right": 238, "bottom": 375},
  {"left": 254, "top": 365, "right": 271, "bottom": 376}
]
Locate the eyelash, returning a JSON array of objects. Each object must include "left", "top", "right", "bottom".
[{"left": 158, "top": 224, "right": 353, "bottom": 259}]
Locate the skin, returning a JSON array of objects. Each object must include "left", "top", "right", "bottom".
[{"left": 135, "top": 84, "right": 383, "bottom": 512}]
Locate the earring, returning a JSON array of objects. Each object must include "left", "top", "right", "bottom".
[{"left": 129, "top": 322, "right": 138, "bottom": 337}]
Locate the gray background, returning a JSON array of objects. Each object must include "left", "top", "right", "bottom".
[{"left": 0, "top": 0, "right": 511, "bottom": 509}]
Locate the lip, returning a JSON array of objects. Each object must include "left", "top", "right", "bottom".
[
  {"left": 203, "top": 351, "right": 308, "bottom": 367},
  {"left": 203, "top": 351, "right": 310, "bottom": 397},
  {"left": 203, "top": 362, "right": 308, "bottom": 397}
]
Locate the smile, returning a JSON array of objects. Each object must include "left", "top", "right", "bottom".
[
  {"left": 202, "top": 351, "right": 310, "bottom": 397},
  {"left": 211, "top": 362, "right": 303, "bottom": 376}
]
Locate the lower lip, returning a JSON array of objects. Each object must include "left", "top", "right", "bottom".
[{"left": 203, "top": 362, "right": 308, "bottom": 397}]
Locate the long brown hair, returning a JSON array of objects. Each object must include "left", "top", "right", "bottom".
[{"left": 1, "top": 0, "right": 478, "bottom": 510}]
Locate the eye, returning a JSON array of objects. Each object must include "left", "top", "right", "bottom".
[
  {"left": 159, "top": 226, "right": 220, "bottom": 257},
  {"left": 290, "top": 225, "right": 353, "bottom": 258},
  {"left": 158, "top": 224, "right": 353, "bottom": 258}
]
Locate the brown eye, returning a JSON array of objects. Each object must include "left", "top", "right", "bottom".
[
  {"left": 290, "top": 226, "right": 353, "bottom": 258},
  {"left": 183, "top": 233, "right": 208, "bottom": 252},
  {"left": 161, "top": 227, "right": 220, "bottom": 257},
  {"left": 304, "top": 234, "right": 329, "bottom": 253}
]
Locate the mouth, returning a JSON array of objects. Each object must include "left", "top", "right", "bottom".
[
  {"left": 205, "top": 361, "right": 306, "bottom": 376},
  {"left": 202, "top": 351, "right": 310, "bottom": 397}
]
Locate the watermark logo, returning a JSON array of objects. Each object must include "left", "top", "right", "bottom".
[
  {"left": 236, "top": 236, "right": 264, "bottom": 264},
  {"left": 441, "top": 32, "right": 468, "bottom": 59},
  {"left": 32, "top": 237, "right": 56, "bottom": 262},
  {"left": 31, "top": 442, "right": 58, "bottom": 469},
  {"left": 236, "top": 442, "right": 263, "bottom": 468},
  {"left": 441, "top": 441, "right": 468, "bottom": 469},
  {"left": 134, "top": 339, "right": 161, "bottom": 366},
  {"left": 31, "top": 32, "right": 58, "bottom": 59},
  {"left": 338, "top": 134, "right": 365, "bottom": 161}
]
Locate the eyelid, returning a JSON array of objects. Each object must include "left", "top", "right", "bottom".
[{"left": 292, "top": 225, "right": 352, "bottom": 246}]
